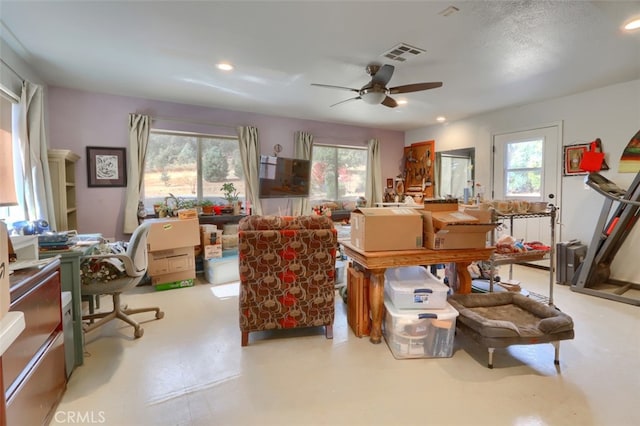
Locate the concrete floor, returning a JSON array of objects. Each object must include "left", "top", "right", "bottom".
[{"left": 51, "top": 265, "right": 640, "bottom": 426}]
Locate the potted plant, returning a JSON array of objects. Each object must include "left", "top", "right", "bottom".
[
  {"left": 220, "top": 182, "right": 240, "bottom": 214},
  {"left": 200, "top": 199, "right": 215, "bottom": 215}
]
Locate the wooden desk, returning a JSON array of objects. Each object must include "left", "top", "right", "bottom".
[
  {"left": 39, "top": 243, "right": 98, "bottom": 368},
  {"left": 340, "top": 241, "right": 494, "bottom": 344}
]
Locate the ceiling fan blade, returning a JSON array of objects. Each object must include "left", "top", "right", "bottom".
[
  {"left": 389, "top": 82, "right": 443, "bottom": 94},
  {"left": 381, "top": 96, "right": 398, "bottom": 108},
  {"left": 311, "top": 83, "right": 359, "bottom": 93},
  {"left": 330, "top": 96, "right": 361, "bottom": 107},
  {"left": 371, "top": 64, "right": 395, "bottom": 86}
]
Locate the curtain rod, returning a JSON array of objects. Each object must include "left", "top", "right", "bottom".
[
  {"left": 152, "top": 115, "right": 240, "bottom": 130},
  {"left": 313, "top": 136, "right": 368, "bottom": 147}
]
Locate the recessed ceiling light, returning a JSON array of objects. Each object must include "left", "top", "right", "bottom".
[
  {"left": 436, "top": 116, "right": 446, "bottom": 123},
  {"left": 397, "top": 100, "right": 408, "bottom": 105},
  {"left": 624, "top": 18, "right": 640, "bottom": 31},
  {"left": 216, "top": 63, "right": 234, "bottom": 71}
]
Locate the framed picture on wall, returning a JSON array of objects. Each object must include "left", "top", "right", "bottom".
[
  {"left": 563, "top": 144, "right": 588, "bottom": 176},
  {"left": 386, "top": 178, "right": 394, "bottom": 189},
  {"left": 86, "top": 146, "right": 127, "bottom": 187}
]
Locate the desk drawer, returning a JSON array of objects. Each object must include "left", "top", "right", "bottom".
[
  {"left": 3, "top": 269, "right": 61, "bottom": 393},
  {"left": 6, "top": 331, "right": 66, "bottom": 426}
]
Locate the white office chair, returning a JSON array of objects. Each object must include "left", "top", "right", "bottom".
[{"left": 81, "top": 222, "right": 164, "bottom": 338}]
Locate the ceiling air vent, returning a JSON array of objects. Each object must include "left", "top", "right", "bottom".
[{"left": 382, "top": 43, "right": 426, "bottom": 63}]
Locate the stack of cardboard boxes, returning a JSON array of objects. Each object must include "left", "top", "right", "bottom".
[
  {"left": 146, "top": 218, "right": 200, "bottom": 291},
  {"left": 202, "top": 223, "right": 239, "bottom": 285},
  {"left": 200, "top": 224, "right": 223, "bottom": 260}
]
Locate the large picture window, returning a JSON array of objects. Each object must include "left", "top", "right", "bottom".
[
  {"left": 142, "top": 131, "right": 243, "bottom": 209},
  {"left": 310, "top": 144, "right": 367, "bottom": 202}
]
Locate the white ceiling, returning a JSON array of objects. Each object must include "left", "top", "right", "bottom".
[{"left": 1, "top": 1, "right": 639, "bottom": 131}]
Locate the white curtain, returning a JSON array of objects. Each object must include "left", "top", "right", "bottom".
[
  {"left": 292, "top": 131, "right": 313, "bottom": 216},
  {"left": 237, "top": 126, "right": 262, "bottom": 215},
  {"left": 16, "top": 81, "right": 56, "bottom": 226},
  {"left": 365, "top": 138, "right": 383, "bottom": 207},
  {"left": 123, "top": 114, "right": 150, "bottom": 233}
]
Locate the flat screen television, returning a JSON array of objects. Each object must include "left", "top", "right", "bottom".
[{"left": 259, "top": 155, "right": 311, "bottom": 198}]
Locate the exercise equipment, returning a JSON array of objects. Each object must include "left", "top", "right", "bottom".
[{"left": 571, "top": 171, "right": 640, "bottom": 305}]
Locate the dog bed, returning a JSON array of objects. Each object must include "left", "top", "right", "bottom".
[{"left": 448, "top": 292, "right": 575, "bottom": 368}]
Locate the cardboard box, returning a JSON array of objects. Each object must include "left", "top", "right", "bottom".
[
  {"left": 423, "top": 199, "right": 461, "bottom": 212},
  {"left": 431, "top": 210, "right": 480, "bottom": 229},
  {"left": 154, "top": 279, "right": 195, "bottom": 291},
  {"left": 151, "top": 269, "right": 196, "bottom": 286},
  {"left": 350, "top": 208, "right": 423, "bottom": 252},
  {"left": 154, "top": 276, "right": 195, "bottom": 291},
  {"left": 203, "top": 244, "right": 223, "bottom": 260},
  {"left": 146, "top": 218, "right": 200, "bottom": 252},
  {"left": 148, "top": 246, "right": 195, "bottom": 276},
  {"left": 221, "top": 234, "right": 238, "bottom": 250},
  {"left": 1, "top": 222, "right": 9, "bottom": 319},
  {"left": 421, "top": 210, "right": 496, "bottom": 250},
  {"left": 200, "top": 225, "right": 222, "bottom": 246}
]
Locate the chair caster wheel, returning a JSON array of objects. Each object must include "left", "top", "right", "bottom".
[
  {"left": 134, "top": 328, "right": 144, "bottom": 339},
  {"left": 156, "top": 311, "right": 165, "bottom": 320}
]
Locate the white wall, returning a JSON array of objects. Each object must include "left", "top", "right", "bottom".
[{"left": 406, "top": 79, "right": 640, "bottom": 284}]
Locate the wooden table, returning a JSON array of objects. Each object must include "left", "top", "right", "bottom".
[{"left": 340, "top": 241, "right": 494, "bottom": 344}]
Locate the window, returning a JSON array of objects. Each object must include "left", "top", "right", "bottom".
[
  {"left": 142, "top": 131, "right": 243, "bottom": 210},
  {"left": 504, "top": 139, "right": 543, "bottom": 198},
  {"left": 310, "top": 144, "right": 367, "bottom": 202},
  {"left": 0, "top": 91, "right": 24, "bottom": 227}
]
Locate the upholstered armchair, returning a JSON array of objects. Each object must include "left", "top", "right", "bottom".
[{"left": 238, "top": 215, "right": 337, "bottom": 346}]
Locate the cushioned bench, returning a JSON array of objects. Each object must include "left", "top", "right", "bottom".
[{"left": 448, "top": 292, "right": 574, "bottom": 368}]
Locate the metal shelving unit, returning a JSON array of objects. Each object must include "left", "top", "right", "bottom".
[{"left": 489, "top": 205, "right": 557, "bottom": 306}]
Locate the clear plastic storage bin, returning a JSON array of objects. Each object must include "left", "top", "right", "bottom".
[
  {"left": 383, "top": 297, "right": 459, "bottom": 359},
  {"left": 384, "top": 266, "right": 449, "bottom": 309}
]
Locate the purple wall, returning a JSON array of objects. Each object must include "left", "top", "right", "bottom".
[{"left": 46, "top": 87, "right": 405, "bottom": 240}]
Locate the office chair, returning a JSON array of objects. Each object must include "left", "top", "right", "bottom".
[{"left": 81, "top": 222, "right": 164, "bottom": 338}]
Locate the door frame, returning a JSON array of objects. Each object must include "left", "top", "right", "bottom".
[{"left": 490, "top": 120, "right": 564, "bottom": 240}]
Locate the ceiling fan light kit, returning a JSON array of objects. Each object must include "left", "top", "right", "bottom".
[{"left": 312, "top": 63, "right": 442, "bottom": 108}]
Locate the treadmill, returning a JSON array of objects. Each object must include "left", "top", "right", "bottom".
[{"left": 571, "top": 171, "right": 640, "bottom": 305}]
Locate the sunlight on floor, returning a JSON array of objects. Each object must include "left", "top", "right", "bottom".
[{"left": 209, "top": 281, "right": 239, "bottom": 299}]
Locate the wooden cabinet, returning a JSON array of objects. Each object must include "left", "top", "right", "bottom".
[
  {"left": 3, "top": 259, "right": 66, "bottom": 426},
  {"left": 48, "top": 149, "right": 80, "bottom": 231}
]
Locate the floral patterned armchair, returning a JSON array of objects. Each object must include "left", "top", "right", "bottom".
[{"left": 238, "top": 215, "right": 337, "bottom": 346}]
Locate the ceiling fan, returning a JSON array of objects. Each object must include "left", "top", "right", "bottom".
[{"left": 311, "top": 63, "right": 442, "bottom": 108}]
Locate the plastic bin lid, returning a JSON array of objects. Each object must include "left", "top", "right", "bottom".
[
  {"left": 384, "top": 266, "right": 448, "bottom": 292},
  {"left": 384, "top": 296, "right": 458, "bottom": 320}
]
